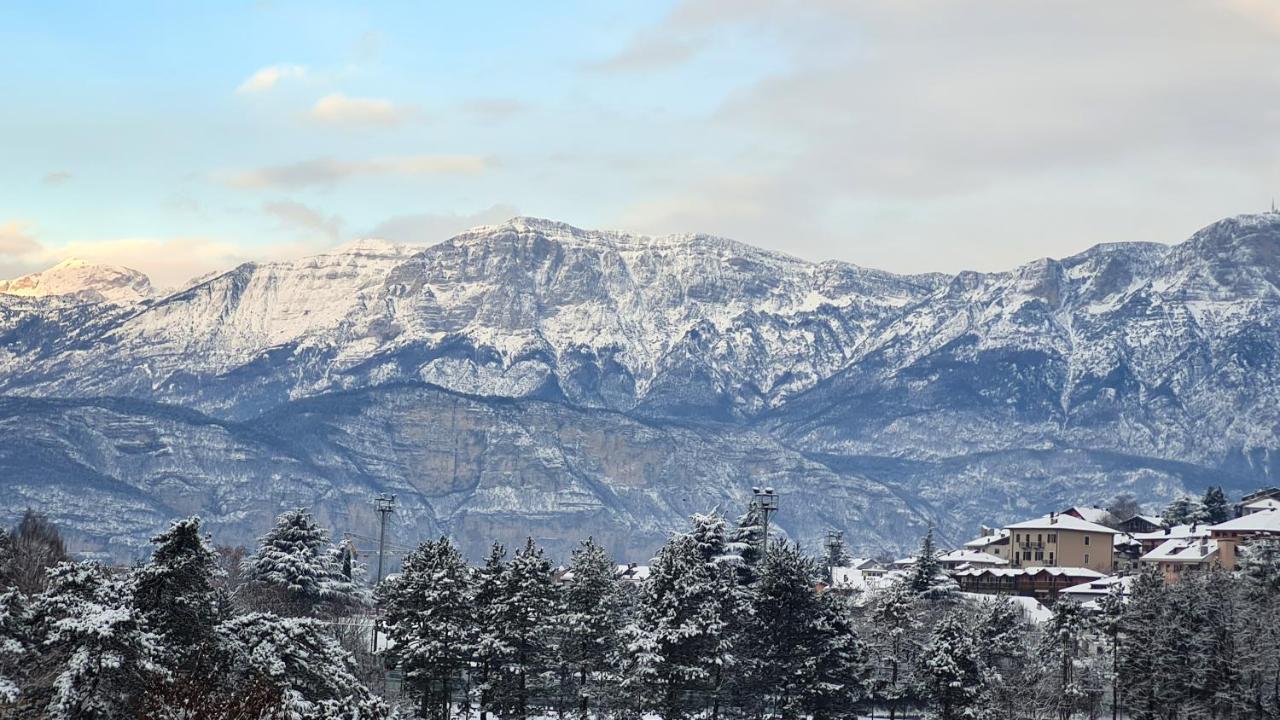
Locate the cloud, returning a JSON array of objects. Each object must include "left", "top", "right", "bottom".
[
  {"left": 461, "top": 98, "right": 528, "bottom": 120},
  {"left": 42, "top": 171, "right": 72, "bottom": 186},
  {"left": 0, "top": 222, "right": 43, "bottom": 259},
  {"left": 367, "top": 204, "right": 521, "bottom": 244},
  {"left": 263, "top": 200, "right": 344, "bottom": 242},
  {"left": 225, "top": 155, "right": 489, "bottom": 189},
  {"left": 236, "top": 63, "right": 308, "bottom": 94},
  {"left": 309, "top": 93, "right": 412, "bottom": 126},
  {"left": 589, "top": 36, "right": 700, "bottom": 72}
]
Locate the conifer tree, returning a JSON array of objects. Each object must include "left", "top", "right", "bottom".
[
  {"left": 864, "top": 581, "right": 923, "bottom": 720},
  {"left": 1201, "top": 486, "right": 1231, "bottom": 524},
  {"left": 1117, "top": 566, "right": 1166, "bottom": 720},
  {"left": 1161, "top": 495, "right": 1203, "bottom": 526},
  {"left": 0, "top": 588, "right": 30, "bottom": 705},
  {"left": 907, "top": 529, "right": 956, "bottom": 601},
  {"left": 491, "top": 537, "right": 558, "bottom": 720},
  {"left": 557, "top": 538, "right": 624, "bottom": 720},
  {"left": 917, "top": 609, "right": 981, "bottom": 720},
  {"left": 727, "top": 502, "right": 766, "bottom": 581},
  {"left": 470, "top": 542, "right": 508, "bottom": 720},
  {"left": 1037, "top": 599, "right": 1093, "bottom": 720},
  {"left": 378, "top": 537, "right": 474, "bottom": 720},
  {"left": 242, "top": 508, "right": 362, "bottom": 616}
]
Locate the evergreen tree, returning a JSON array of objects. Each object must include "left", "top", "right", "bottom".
[
  {"left": 907, "top": 529, "right": 956, "bottom": 602},
  {"left": 1161, "top": 495, "right": 1203, "bottom": 526},
  {"left": 746, "top": 544, "right": 868, "bottom": 720},
  {"left": 377, "top": 537, "right": 474, "bottom": 720},
  {"left": 0, "top": 588, "right": 30, "bottom": 704},
  {"left": 973, "top": 598, "right": 1032, "bottom": 718},
  {"left": 864, "top": 582, "right": 924, "bottom": 720},
  {"left": 1185, "top": 569, "right": 1245, "bottom": 718},
  {"left": 1241, "top": 537, "right": 1280, "bottom": 597},
  {"left": 727, "top": 502, "right": 766, "bottom": 582},
  {"left": 242, "top": 508, "right": 362, "bottom": 616},
  {"left": 556, "top": 538, "right": 624, "bottom": 720},
  {"left": 219, "top": 612, "right": 388, "bottom": 720},
  {"left": 470, "top": 542, "right": 508, "bottom": 720},
  {"left": 917, "top": 609, "right": 981, "bottom": 720},
  {"left": 1116, "top": 566, "right": 1167, "bottom": 720},
  {"left": 130, "top": 516, "right": 225, "bottom": 679},
  {"left": 1201, "top": 486, "right": 1232, "bottom": 524},
  {"left": 1037, "top": 599, "right": 1093, "bottom": 720},
  {"left": 490, "top": 537, "right": 558, "bottom": 720}
]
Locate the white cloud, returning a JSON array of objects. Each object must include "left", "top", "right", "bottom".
[
  {"left": 309, "top": 93, "right": 412, "bottom": 126},
  {"left": 236, "top": 63, "right": 308, "bottom": 94},
  {"left": 0, "top": 221, "right": 42, "bottom": 259},
  {"left": 368, "top": 204, "right": 521, "bottom": 244},
  {"left": 263, "top": 200, "right": 344, "bottom": 242},
  {"left": 225, "top": 155, "right": 489, "bottom": 189}
]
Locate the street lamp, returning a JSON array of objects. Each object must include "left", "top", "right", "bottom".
[{"left": 752, "top": 486, "right": 779, "bottom": 555}]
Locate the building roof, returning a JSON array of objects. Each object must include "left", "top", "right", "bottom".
[
  {"left": 964, "top": 529, "right": 1010, "bottom": 548},
  {"left": 1064, "top": 506, "right": 1114, "bottom": 525},
  {"left": 952, "top": 566, "right": 1105, "bottom": 579},
  {"left": 938, "top": 549, "right": 1008, "bottom": 566},
  {"left": 1244, "top": 498, "right": 1280, "bottom": 512},
  {"left": 1143, "top": 537, "right": 1220, "bottom": 563},
  {"left": 1060, "top": 574, "right": 1134, "bottom": 598},
  {"left": 1210, "top": 507, "right": 1280, "bottom": 534},
  {"left": 1126, "top": 514, "right": 1164, "bottom": 526},
  {"left": 1115, "top": 533, "right": 1142, "bottom": 547},
  {"left": 960, "top": 593, "right": 1053, "bottom": 624},
  {"left": 1005, "top": 514, "right": 1119, "bottom": 534},
  {"left": 1133, "top": 523, "right": 1210, "bottom": 542}
]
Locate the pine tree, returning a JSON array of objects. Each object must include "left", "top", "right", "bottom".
[
  {"left": 1201, "top": 486, "right": 1231, "bottom": 524},
  {"left": 864, "top": 581, "right": 924, "bottom": 720},
  {"left": 1038, "top": 599, "right": 1093, "bottom": 720},
  {"left": 1161, "top": 495, "right": 1202, "bottom": 526},
  {"left": 556, "top": 538, "right": 624, "bottom": 720},
  {"left": 1185, "top": 569, "right": 1245, "bottom": 719},
  {"left": 0, "top": 588, "right": 30, "bottom": 705},
  {"left": 727, "top": 502, "right": 766, "bottom": 582},
  {"left": 377, "top": 537, "right": 474, "bottom": 720},
  {"left": 491, "top": 537, "right": 558, "bottom": 720},
  {"left": 242, "top": 508, "right": 363, "bottom": 616},
  {"left": 130, "top": 516, "right": 225, "bottom": 679},
  {"left": 973, "top": 598, "right": 1031, "bottom": 718},
  {"left": 219, "top": 612, "right": 388, "bottom": 720},
  {"left": 470, "top": 542, "right": 508, "bottom": 720},
  {"left": 907, "top": 529, "right": 956, "bottom": 602},
  {"left": 1116, "top": 566, "right": 1166, "bottom": 720},
  {"left": 917, "top": 609, "right": 981, "bottom": 720},
  {"left": 746, "top": 544, "right": 868, "bottom": 720}
]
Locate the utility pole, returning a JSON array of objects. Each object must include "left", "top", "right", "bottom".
[
  {"left": 370, "top": 493, "right": 396, "bottom": 653},
  {"left": 751, "top": 486, "right": 779, "bottom": 556}
]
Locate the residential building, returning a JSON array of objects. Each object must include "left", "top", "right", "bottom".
[
  {"left": 963, "top": 527, "right": 1010, "bottom": 561},
  {"left": 1132, "top": 523, "right": 1209, "bottom": 554},
  {"left": 1062, "top": 506, "right": 1116, "bottom": 527},
  {"left": 1242, "top": 498, "right": 1280, "bottom": 515},
  {"left": 1209, "top": 507, "right": 1280, "bottom": 570},
  {"left": 952, "top": 566, "right": 1106, "bottom": 604},
  {"left": 1058, "top": 574, "right": 1133, "bottom": 609},
  {"left": 937, "top": 549, "right": 1007, "bottom": 571},
  {"left": 1004, "top": 512, "right": 1118, "bottom": 573},
  {"left": 1118, "top": 514, "right": 1163, "bottom": 534},
  {"left": 1142, "top": 537, "right": 1221, "bottom": 582}
]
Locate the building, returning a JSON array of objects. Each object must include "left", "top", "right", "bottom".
[
  {"left": 1062, "top": 506, "right": 1116, "bottom": 526},
  {"left": 1132, "top": 523, "right": 1210, "bottom": 554},
  {"left": 1141, "top": 537, "right": 1221, "bottom": 582},
  {"left": 1242, "top": 498, "right": 1280, "bottom": 515},
  {"left": 963, "top": 527, "right": 1010, "bottom": 561},
  {"left": 937, "top": 549, "right": 1008, "bottom": 571},
  {"left": 1208, "top": 507, "right": 1280, "bottom": 570},
  {"left": 1058, "top": 574, "right": 1134, "bottom": 609},
  {"left": 1118, "top": 514, "right": 1163, "bottom": 534},
  {"left": 1113, "top": 533, "right": 1143, "bottom": 572},
  {"left": 953, "top": 566, "right": 1106, "bottom": 604},
  {"left": 1004, "top": 513, "right": 1118, "bottom": 573}
]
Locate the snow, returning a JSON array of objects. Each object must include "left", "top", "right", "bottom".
[
  {"left": 0, "top": 258, "right": 156, "bottom": 305},
  {"left": 1141, "top": 537, "right": 1219, "bottom": 563},
  {"left": 1004, "top": 514, "right": 1119, "bottom": 534},
  {"left": 1208, "top": 507, "right": 1280, "bottom": 533}
]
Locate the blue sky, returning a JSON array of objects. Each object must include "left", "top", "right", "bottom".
[{"left": 3, "top": 1, "right": 1279, "bottom": 285}]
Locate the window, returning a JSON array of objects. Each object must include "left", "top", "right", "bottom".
[
  {"left": 1048, "top": 533, "right": 1057, "bottom": 543},
  {"left": 1037, "top": 533, "right": 1043, "bottom": 543},
  {"left": 1049, "top": 552, "right": 1055, "bottom": 562},
  {"left": 1015, "top": 533, "right": 1021, "bottom": 542},
  {"left": 1084, "top": 553, "right": 1090, "bottom": 564},
  {"left": 1023, "top": 551, "right": 1031, "bottom": 560},
  {"left": 1084, "top": 536, "right": 1091, "bottom": 546},
  {"left": 1034, "top": 551, "right": 1043, "bottom": 561}
]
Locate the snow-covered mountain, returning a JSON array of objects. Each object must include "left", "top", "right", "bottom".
[
  {"left": 0, "top": 258, "right": 156, "bottom": 305},
  {"left": 1, "top": 213, "right": 1277, "bottom": 560}
]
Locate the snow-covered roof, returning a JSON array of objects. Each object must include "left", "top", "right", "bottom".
[
  {"left": 938, "top": 549, "right": 1007, "bottom": 566},
  {"left": 1142, "top": 538, "right": 1219, "bottom": 563},
  {"left": 1064, "top": 506, "right": 1114, "bottom": 525},
  {"left": 1060, "top": 574, "right": 1134, "bottom": 599},
  {"left": 846, "top": 557, "right": 882, "bottom": 570},
  {"left": 830, "top": 566, "right": 897, "bottom": 593},
  {"left": 1115, "top": 533, "right": 1142, "bottom": 547},
  {"left": 1210, "top": 507, "right": 1280, "bottom": 534},
  {"left": 1133, "top": 523, "right": 1210, "bottom": 542},
  {"left": 963, "top": 529, "right": 1010, "bottom": 548},
  {"left": 1005, "top": 514, "right": 1118, "bottom": 534},
  {"left": 959, "top": 593, "right": 1053, "bottom": 624},
  {"left": 615, "top": 564, "right": 650, "bottom": 581},
  {"left": 1243, "top": 499, "right": 1280, "bottom": 513},
  {"left": 1127, "top": 514, "right": 1163, "bottom": 526}
]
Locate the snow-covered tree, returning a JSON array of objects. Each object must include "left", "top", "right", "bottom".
[
  {"left": 745, "top": 544, "right": 868, "bottom": 719},
  {"left": 470, "top": 542, "right": 508, "bottom": 720},
  {"left": 1161, "top": 495, "right": 1204, "bottom": 526},
  {"left": 1035, "top": 599, "right": 1097, "bottom": 720},
  {"left": 864, "top": 581, "right": 924, "bottom": 719},
  {"left": 130, "top": 516, "right": 225, "bottom": 678},
  {"left": 907, "top": 530, "right": 956, "bottom": 602},
  {"left": 726, "top": 502, "right": 766, "bottom": 581},
  {"left": 242, "top": 508, "right": 364, "bottom": 616},
  {"left": 3, "top": 510, "right": 68, "bottom": 595},
  {"left": 556, "top": 538, "right": 624, "bottom": 720},
  {"left": 1116, "top": 566, "right": 1167, "bottom": 720},
  {"left": 917, "top": 609, "right": 981, "bottom": 720},
  {"left": 377, "top": 537, "right": 474, "bottom": 720},
  {"left": 219, "top": 612, "right": 388, "bottom": 720},
  {"left": 490, "top": 537, "right": 558, "bottom": 720},
  {"left": 1200, "top": 486, "right": 1232, "bottom": 524},
  {"left": 0, "top": 589, "right": 31, "bottom": 705}
]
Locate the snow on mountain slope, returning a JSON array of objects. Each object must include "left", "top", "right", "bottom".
[{"left": 0, "top": 258, "right": 156, "bottom": 305}]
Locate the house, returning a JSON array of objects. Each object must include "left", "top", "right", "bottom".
[
  {"left": 1141, "top": 537, "right": 1221, "bottom": 582},
  {"left": 614, "top": 563, "right": 651, "bottom": 584},
  {"left": 952, "top": 566, "right": 1106, "bottom": 604},
  {"left": 1208, "top": 507, "right": 1280, "bottom": 570},
  {"left": 1240, "top": 487, "right": 1280, "bottom": 505},
  {"left": 1118, "top": 514, "right": 1163, "bottom": 534},
  {"left": 963, "top": 527, "right": 1011, "bottom": 561},
  {"left": 1004, "top": 513, "right": 1118, "bottom": 573},
  {"left": 1113, "top": 533, "right": 1143, "bottom": 572},
  {"left": 1058, "top": 574, "right": 1134, "bottom": 609},
  {"left": 937, "top": 548, "right": 1008, "bottom": 570},
  {"left": 1132, "top": 523, "right": 1210, "bottom": 554},
  {"left": 1062, "top": 506, "right": 1116, "bottom": 527},
  {"left": 1242, "top": 498, "right": 1280, "bottom": 516}
]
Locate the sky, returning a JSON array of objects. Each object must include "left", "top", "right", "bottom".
[{"left": 2, "top": 0, "right": 1279, "bottom": 286}]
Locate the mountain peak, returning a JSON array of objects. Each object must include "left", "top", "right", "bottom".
[{"left": 0, "top": 259, "right": 156, "bottom": 305}]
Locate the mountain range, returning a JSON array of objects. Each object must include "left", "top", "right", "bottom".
[{"left": 2, "top": 213, "right": 1278, "bottom": 563}]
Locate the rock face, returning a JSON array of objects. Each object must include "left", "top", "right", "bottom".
[{"left": 0, "top": 214, "right": 1278, "bottom": 561}]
